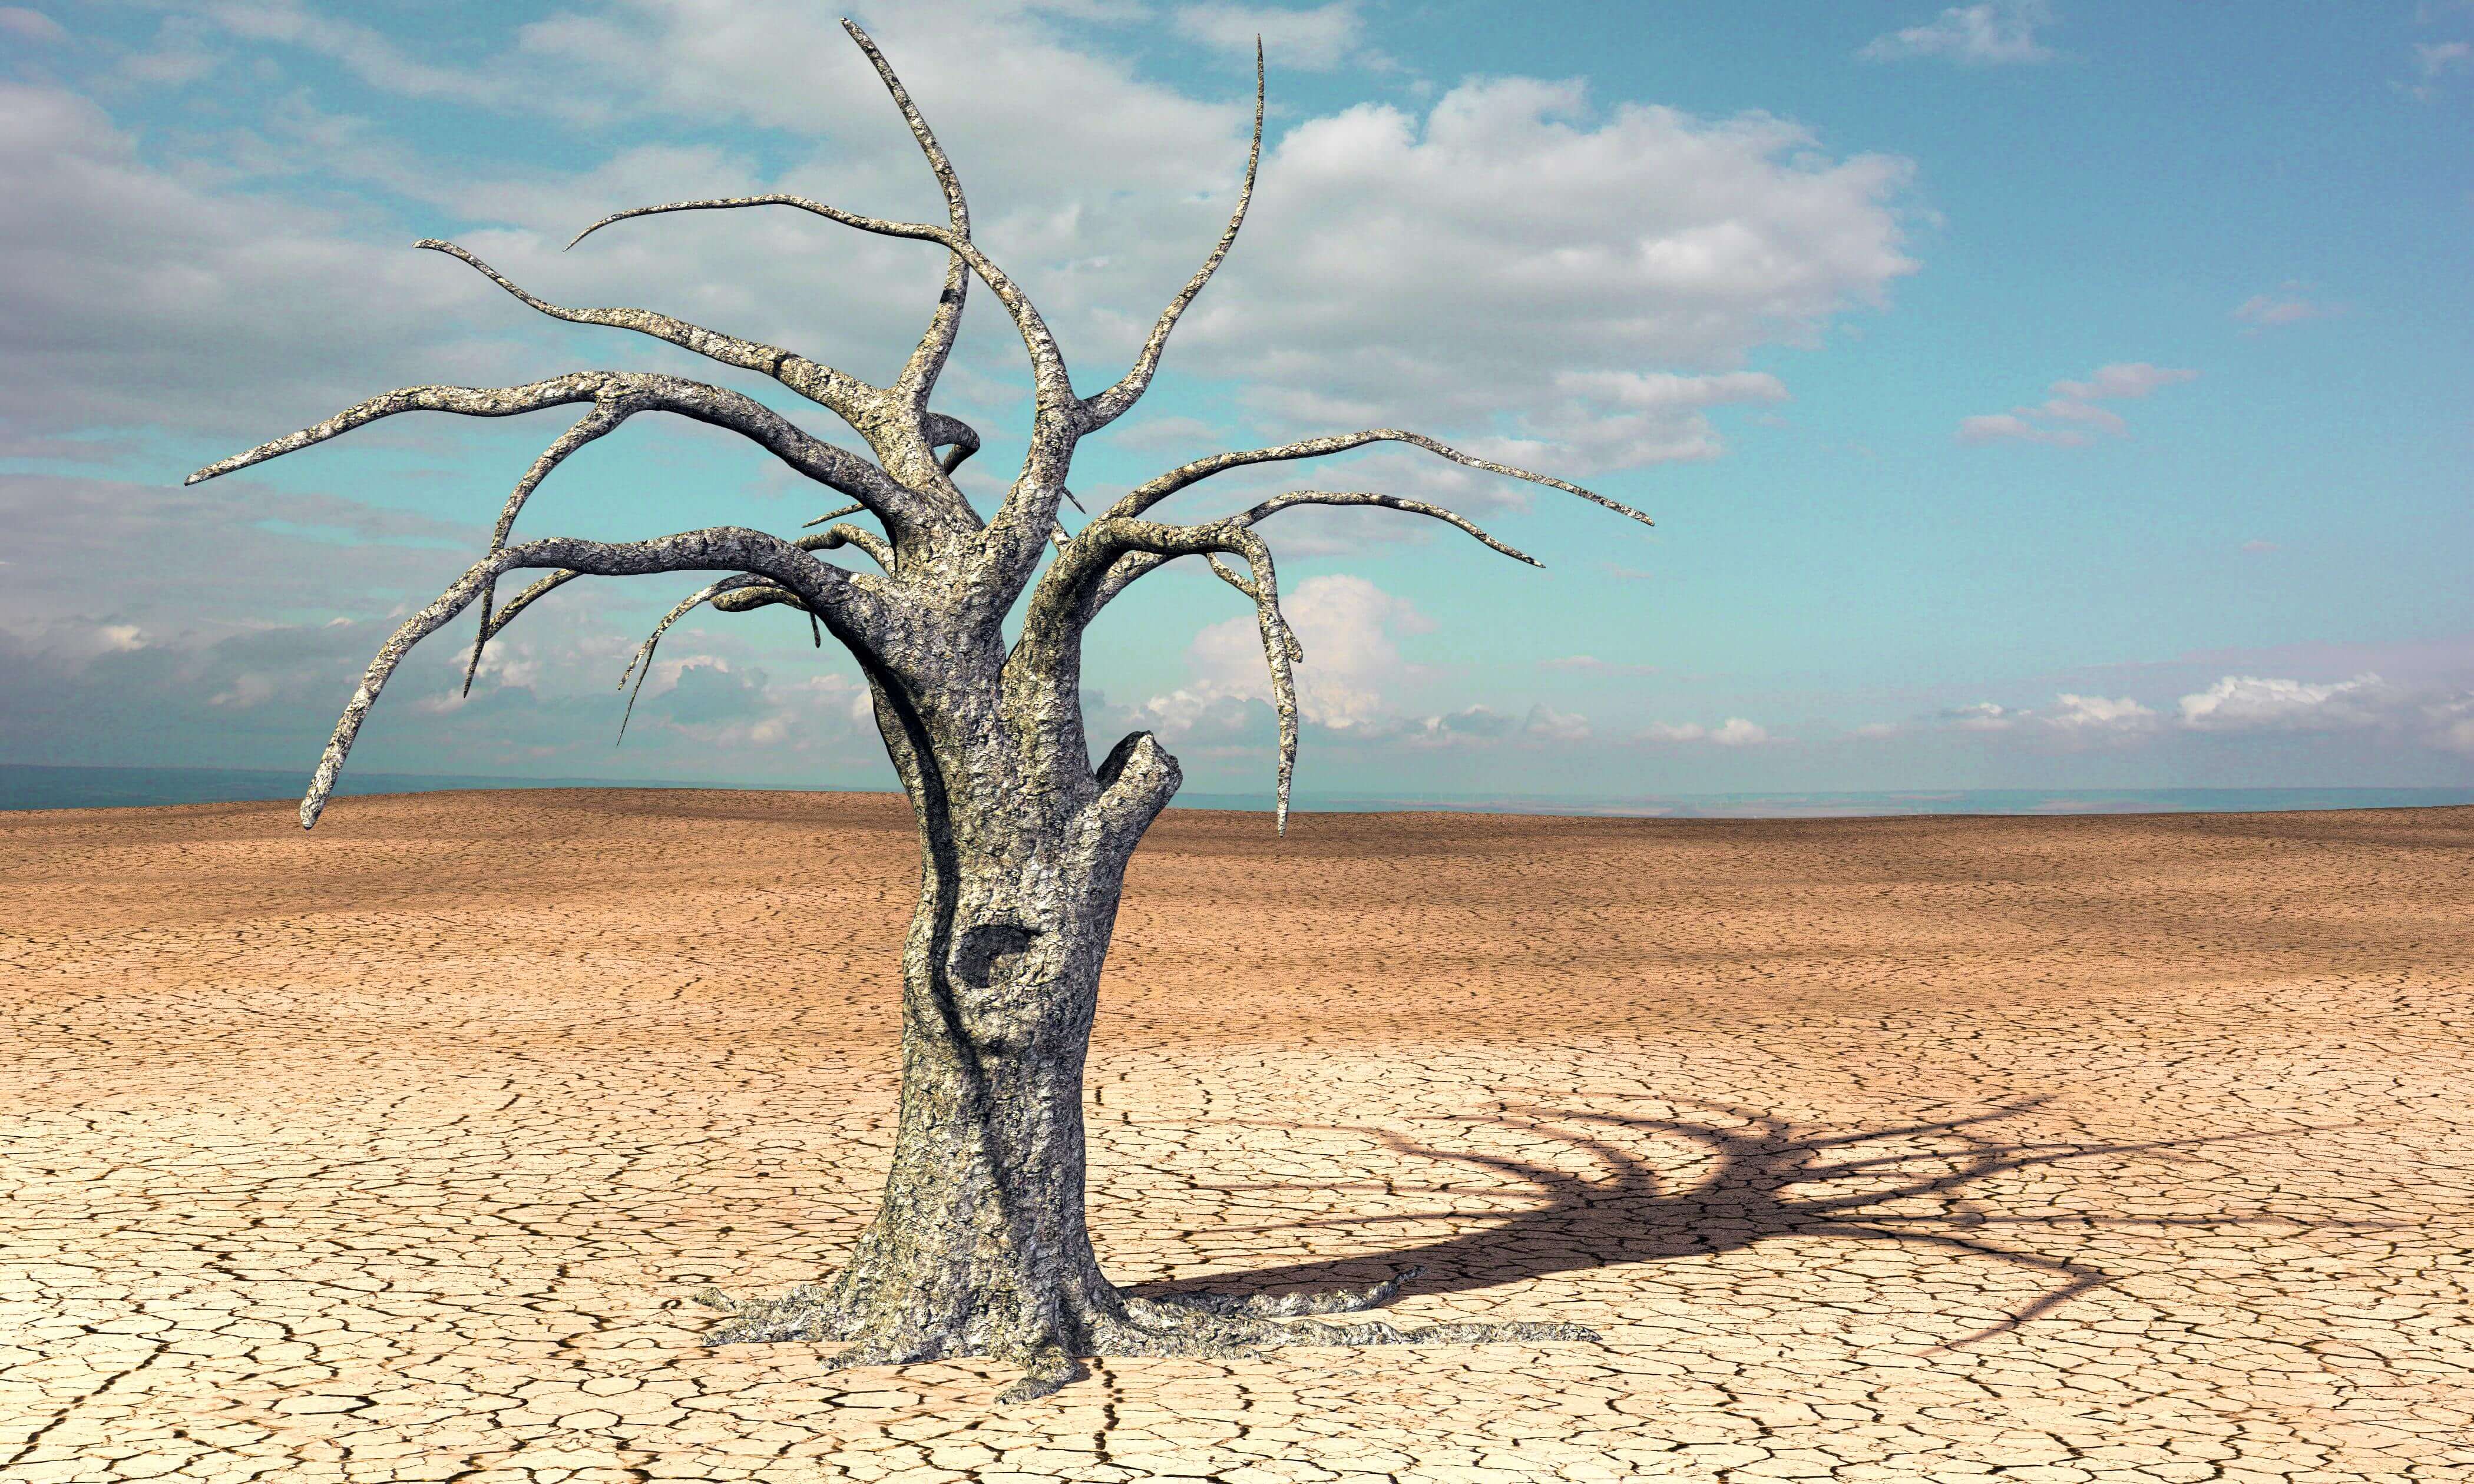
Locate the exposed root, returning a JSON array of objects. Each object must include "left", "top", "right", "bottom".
[
  {"left": 692, "top": 1264, "right": 1596, "bottom": 1404},
  {"left": 994, "top": 1343, "right": 1084, "bottom": 1404},
  {"left": 1134, "top": 1264, "right": 1427, "bottom": 1319},
  {"left": 699, "top": 1282, "right": 851, "bottom": 1345}
]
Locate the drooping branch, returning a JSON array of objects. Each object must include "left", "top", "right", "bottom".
[
  {"left": 298, "top": 527, "right": 875, "bottom": 830},
  {"left": 1079, "top": 41, "right": 1264, "bottom": 433},
  {"left": 1026, "top": 516, "right": 1302, "bottom": 829},
  {"left": 183, "top": 372, "right": 915, "bottom": 519},
  {"left": 1109, "top": 428, "right": 1656, "bottom": 531},
  {"left": 615, "top": 574, "right": 776, "bottom": 739},
  {"left": 462, "top": 406, "right": 623, "bottom": 694},
  {"left": 415, "top": 239, "right": 875, "bottom": 422}
]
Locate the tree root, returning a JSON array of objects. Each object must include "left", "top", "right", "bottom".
[{"left": 690, "top": 1266, "right": 1600, "bottom": 1403}]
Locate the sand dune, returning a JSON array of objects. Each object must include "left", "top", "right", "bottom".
[{"left": 4, "top": 790, "right": 2470, "bottom": 1481}]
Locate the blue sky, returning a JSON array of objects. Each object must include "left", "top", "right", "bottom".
[{"left": 4, "top": 0, "right": 2470, "bottom": 803}]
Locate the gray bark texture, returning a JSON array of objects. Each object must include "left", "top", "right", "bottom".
[{"left": 189, "top": 20, "right": 1651, "bottom": 1402}]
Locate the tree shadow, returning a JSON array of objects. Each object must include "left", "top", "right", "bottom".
[{"left": 1122, "top": 1097, "right": 2367, "bottom": 1348}]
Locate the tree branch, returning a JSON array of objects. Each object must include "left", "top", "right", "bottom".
[
  {"left": 1097, "top": 490, "right": 1537, "bottom": 616},
  {"left": 614, "top": 574, "right": 775, "bottom": 739},
  {"left": 1027, "top": 516, "right": 1302, "bottom": 830},
  {"left": 298, "top": 528, "right": 877, "bottom": 830},
  {"left": 462, "top": 406, "right": 622, "bottom": 694},
  {"left": 184, "top": 372, "right": 914, "bottom": 518},
  {"left": 800, "top": 524, "right": 896, "bottom": 574},
  {"left": 836, "top": 19, "right": 974, "bottom": 410},
  {"left": 1109, "top": 428, "right": 1655, "bottom": 531},
  {"left": 1080, "top": 41, "right": 1264, "bottom": 433},
  {"left": 415, "top": 238, "right": 876, "bottom": 422},
  {"left": 921, "top": 410, "right": 982, "bottom": 476}
]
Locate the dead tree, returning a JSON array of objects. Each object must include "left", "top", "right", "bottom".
[{"left": 188, "top": 21, "right": 1653, "bottom": 1402}]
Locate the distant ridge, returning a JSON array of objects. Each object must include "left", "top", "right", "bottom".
[{"left": 6, "top": 763, "right": 2472, "bottom": 820}]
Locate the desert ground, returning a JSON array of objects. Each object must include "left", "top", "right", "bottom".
[{"left": 2, "top": 789, "right": 2470, "bottom": 1483}]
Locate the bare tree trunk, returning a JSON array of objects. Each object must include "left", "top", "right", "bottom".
[
  {"left": 826, "top": 684, "right": 1155, "bottom": 1367},
  {"left": 699, "top": 643, "right": 1194, "bottom": 1396}
]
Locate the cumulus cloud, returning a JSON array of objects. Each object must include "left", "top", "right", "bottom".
[
  {"left": 1174, "top": 2, "right": 1367, "bottom": 71},
  {"left": 1858, "top": 2, "right": 2058, "bottom": 66},
  {"left": 2176, "top": 673, "right": 2388, "bottom": 731},
  {"left": 14, "top": 0, "right": 1916, "bottom": 544},
  {"left": 1173, "top": 572, "right": 1431, "bottom": 730},
  {"left": 1132, "top": 74, "right": 1913, "bottom": 483},
  {"left": 2049, "top": 693, "right": 2154, "bottom": 728},
  {"left": 1958, "top": 361, "right": 2197, "bottom": 448}
]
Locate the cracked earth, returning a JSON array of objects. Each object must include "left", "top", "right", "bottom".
[{"left": 4, "top": 790, "right": 2471, "bottom": 1483}]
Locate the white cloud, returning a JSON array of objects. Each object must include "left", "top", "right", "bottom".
[
  {"left": 1539, "top": 654, "right": 1655, "bottom": 677},
  {"left": 1169, "top": 75, "right": 1914, "bottom": 475},
  {"left": 16, "top": 0, "right": 1916, "bottom": 535},
  {"left": 1956, "top": 413, "right": 2083, "bottom": 448},
  {"left": 1176, "top": 572, "right": 1431, "bottom": 730},
  {"left": 1522, "top": 703, "right": 1591, "bottom": 743},
  {"left": 2049, "top": 693, "right": 2153, "bottom": 728},
  {"left": 2232, "top": 284, "right": 2340, "bottom": 330},
  {"left": 1858, "top": 2, "right": 2057, "bottom": 66},
  {"left": 1640, "top": 717, "right": 1769, "bottom": 745},
  {"left": 0, "top": 82, "right": 521, "bottom": 440},
  {"left": 2048, "top": 363, "right": 2197, "bottom": 402},
  {"left": 2176, "top": 673, "right": 2387, "bottom": 731},
  {"left": 1941, "top": 701, "right": 2019, "bottom": 731},
  {"left": 1175, "top": 2, "right": 1366, "bottom": 71},
  {"left": 1959, "top": 361, "right": 2197, "bottom": 448}
]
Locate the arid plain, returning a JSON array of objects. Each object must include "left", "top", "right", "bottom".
[{"left": 3, "top": 790, "right": 2470, "bottom": 1483}]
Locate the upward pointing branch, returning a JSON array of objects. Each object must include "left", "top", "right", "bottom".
[
  {"left": 1080, "top": 39, "right": 1265, "bottom": 432},
  {"left": 839, "top": 19, "right": 975, "bottom": 408}
]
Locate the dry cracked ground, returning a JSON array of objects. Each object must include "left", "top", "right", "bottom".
[{"left": 4, "top": 790, "right": 2472, "bottom": 1483}]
